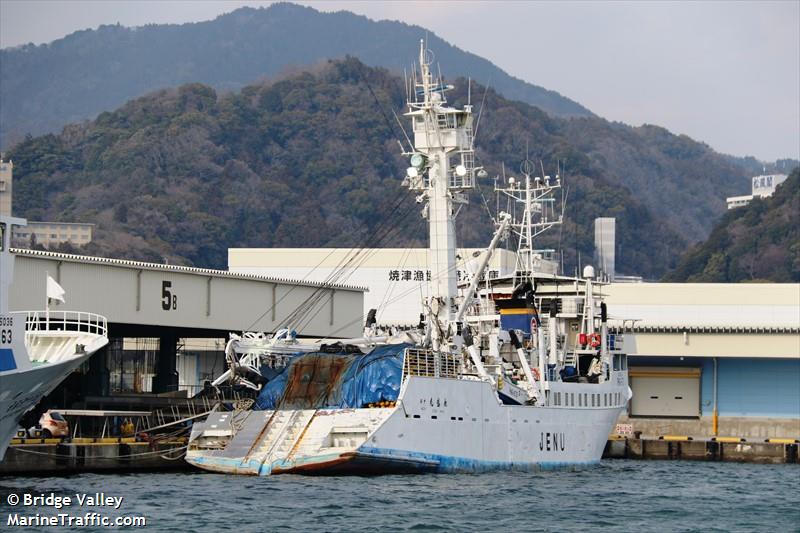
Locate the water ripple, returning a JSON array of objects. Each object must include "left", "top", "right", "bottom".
[{"left": 0, "top": 461, "right": 798, "bottom": 532}]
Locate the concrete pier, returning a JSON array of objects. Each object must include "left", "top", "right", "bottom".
[
  {"left": 0, "top": 439, "right": 191, "bottom": 475},
  {"left": 604, "top": 437, "right": 799, "bottom": 464}
]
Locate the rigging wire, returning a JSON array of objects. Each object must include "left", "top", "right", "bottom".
[
  {"left": 291, "top": 202, "right": 424, "bottom": 333},
  {"left": 374, "top": 215, "right": 427, "bottom": 325},
  {"left": 319, "top": 253, "right": 485, "bottom": 341},
  {"left": 279, "top": 196, "right": 420, "bottom": 332},
  {"left": 471, "top": 81, "right": 491, "bottom": 149},
  {"left": 355, "top": 61, "right": 403, "bottom": 147},
  {"left": 243, "top": 190, "right": 412, "bottom": 331},
  {"left": 268, "top": 60, "right": 435, "bottom": 331},
  {"left": 242, "top": 58, "right": 496, "bottom": 339},
  {"left": 475, "top": 177, "right": 497, "bottom": 225}
]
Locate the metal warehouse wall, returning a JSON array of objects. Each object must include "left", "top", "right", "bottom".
[
  {"left": 629, "top": 355, "right": 800, "bottom": 419},
  {"left": 701, "top": 358, "right": 800, "bottom": 418}
]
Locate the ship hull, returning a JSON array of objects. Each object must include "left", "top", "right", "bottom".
[
  {"left": 187, "top": 375, "right": 627, "bottom": 475},
  {"left": 0, "top": 352, "right": 92, "bottom": 460}
]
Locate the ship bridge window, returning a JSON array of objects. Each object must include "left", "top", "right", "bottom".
[
  {"left": 436, "top": 113, "right": 456, "bottom": 129},
  {"left": 613, "top": 354, "right": 628, "bottom": 371}
]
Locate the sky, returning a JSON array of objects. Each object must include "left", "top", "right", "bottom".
[{"left": 1, "top": 0, "right": 798, "bottom": 162}]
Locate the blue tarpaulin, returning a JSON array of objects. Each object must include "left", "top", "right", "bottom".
[{"left": 255, "top": 343, "right": 409, "bottom": 410}]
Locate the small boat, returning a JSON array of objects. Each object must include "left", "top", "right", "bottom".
[{"left": 0, "top": 215, "right": 109, "bottom": 460}]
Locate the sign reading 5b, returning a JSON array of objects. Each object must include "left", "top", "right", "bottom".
[{"left": 161, "top": 281, "right": 178, "bottom": 311}]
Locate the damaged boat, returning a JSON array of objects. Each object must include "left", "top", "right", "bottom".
[{"left": 186, "top": 42, "right": 631, "bottom": 475}]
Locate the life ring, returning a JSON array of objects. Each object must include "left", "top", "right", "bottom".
[
  {"left": 532, "top": 367, "right": 541, "bottom": 381},
  {"left": 590, "top": 333, "right": 601, "bottom": 348}
]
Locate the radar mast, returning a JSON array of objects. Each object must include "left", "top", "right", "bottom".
[{"left": 402, "top": 40, "right": 477, "bottom": 349}]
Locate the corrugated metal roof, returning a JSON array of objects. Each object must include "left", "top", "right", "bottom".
[{"left": 10, "top": 248, "right": 367, "bottom": 292}]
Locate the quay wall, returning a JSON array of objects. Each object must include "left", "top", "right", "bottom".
[
  {"left": 604, "top": 438, "right": 798, "bottom": 464},
  {"left": 617, "top": 415, "right": 799, "bottom": 441},
  {"left": 0, "top": 441, "right": 190, "bottom": 475}
]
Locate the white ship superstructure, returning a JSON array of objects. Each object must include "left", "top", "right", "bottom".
[
  {"left": 186, "top": 42, "right": 630, "bottom": 474},
  {"left": 0, "top": 216, "right": 109, "bottom": 460}
]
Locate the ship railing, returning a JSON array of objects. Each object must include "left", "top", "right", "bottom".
[
  {"left": 21, "top": 310, "right": 108, "bottom": 337},
  {"left": 450, "top": 149, "right": 475, "bottom": 189},
  {"left": 402, "top": 348, "right": 460, "bottom": 380}
]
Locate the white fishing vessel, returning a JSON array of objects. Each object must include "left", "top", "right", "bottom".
[
  {"left": 0, "top": 216, "right": 109, "bottom": 460},
  {"left": 186, "top": 42, "right": 631, "bottom": 474}
]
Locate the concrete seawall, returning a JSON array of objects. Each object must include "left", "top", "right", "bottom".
[
  {"left": 0, "top": 440, "right": 190, "bottom": 475},
  {"left": 604, "top": 437, "right": 799, "bottom": 464},
  {"left": 3, "top": 437, "right": 796, "bottom": 474},
  {"left": 616, "top": 415, "right": 800, "bottom": 442}
]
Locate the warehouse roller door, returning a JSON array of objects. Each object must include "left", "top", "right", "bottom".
[{"left": 629, "top": 367, "right": 701, "bottom": 417}]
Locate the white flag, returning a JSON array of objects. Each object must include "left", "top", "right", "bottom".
[{"left": 47, "top": 275, "right": 65, "bottom": 303}]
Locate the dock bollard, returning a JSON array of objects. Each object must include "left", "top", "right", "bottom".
[{"left": 711, "top": 437, "right": 745, "bottom": 443}]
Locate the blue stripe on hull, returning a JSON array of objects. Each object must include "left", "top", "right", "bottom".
[
  {"left": 357, "top": 446, "right": 598, "bottom": 473},
  {"left": 187, "top": 447, "right": 597, "bottom": 476}
]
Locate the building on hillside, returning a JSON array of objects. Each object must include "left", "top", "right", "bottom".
[
  {"left": 726, "top": 173, "right": 788, "bottom": 209},
  {"left": 0, "top": 159, "right": 11, "bottom": 217},
  {"left": 0, "top": 158, "right": 94, "bottom": 247},
  {"left": 13, "top": 221, "right": 94, "bottom": 247}
]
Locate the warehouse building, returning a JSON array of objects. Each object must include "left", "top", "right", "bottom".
[
  {"left": 229, "top": 247, "right": 518, "bottom": 326},
  {"left": 604, "top": 282, "right": 799, "bottom": 439}
]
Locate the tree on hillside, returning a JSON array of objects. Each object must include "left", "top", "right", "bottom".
[{"left": 664, "top": 167, "right": 799, "bottom": 282}]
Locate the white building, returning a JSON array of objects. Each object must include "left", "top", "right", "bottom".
[
  {"left": 726, "top": 173, "right": 788, "bottom": 209},
  {"left": 0, "top": 159, "right": 11, "bottom": 217},
  {"left": 228, "top": 247, "right": 518, "bottom": 326},
  {"left": 0, "top": 158, "right": 94, "bottom": 247}
]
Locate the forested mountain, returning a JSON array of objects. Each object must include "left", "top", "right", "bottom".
[
  {"left": 664, "top": 168, "right": 799, "bottom": 282},
  {"left": 7, "top": 59, "right": 751, "bottom": 278},
  {"left": 0, "top": 2, "right": 591, "bottom": 149}
]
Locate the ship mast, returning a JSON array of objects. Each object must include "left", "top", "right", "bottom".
[
  {"left": 494, "top": 160, "right": 563, "bottom": 279},
  {"left": 403, "top": 41, "right": 476, "bottom": 349}
]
